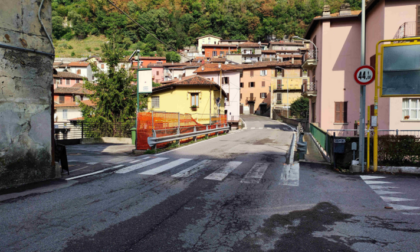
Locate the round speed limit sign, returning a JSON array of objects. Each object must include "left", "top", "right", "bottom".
[{"left": 354, "top": 65, "right": 375, "bottom": 85}]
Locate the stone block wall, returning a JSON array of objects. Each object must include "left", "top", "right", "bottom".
[{"left": 0, "top": 0, "right": 55, "bottom": 189}]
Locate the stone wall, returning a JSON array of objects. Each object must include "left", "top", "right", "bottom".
[{"left": 0, "top": 0, "right": 55, "bottom": 189}]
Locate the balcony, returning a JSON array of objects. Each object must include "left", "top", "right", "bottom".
[
  {"left": 302, "top": 81, "right": 317, "bottom": 97},
  {"left": 302, "top": 50, "right": 317, "bottom": 70},
  {"left": 246, "top": 97, "right": 256, "bottom": 103},
  {"left": 393, "top": 22, "right": 417, "bottom": 39}
]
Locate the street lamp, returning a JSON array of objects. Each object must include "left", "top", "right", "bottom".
[{"left": 292, "top": 36, "right": 318, "bottom": 62}]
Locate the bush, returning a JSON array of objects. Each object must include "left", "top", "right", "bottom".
[
  {"left": 94, "top": 47, "right": 100, "bottom": 51},
  {"left": 63, "top": 32, "right": 74, "bottom": 41},
  {"left": 71, "top": 51, "right": 75, "bottom": 57},
  {"left": 378, "top": 135, "right": 420, "bottom": 166},
  {"left": 86, "top": 47, "right": 91, "bottom": 52},
  {"left": 68, "top": 45, "right": 73, "bottom": 49},
  {"left": 60, "top": 43, "right": 68, "bottom": 49}
]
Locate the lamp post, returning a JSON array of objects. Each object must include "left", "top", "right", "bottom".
[
  {"left": 136, "top": 49, "right": 140, "bottom": 130},
  {"left": 292, "top": 36, "right": 318, "bottom": 62}
]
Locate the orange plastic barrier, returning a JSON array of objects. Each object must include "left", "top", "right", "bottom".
[{"left": 136, "top": 112, "right": 227, "bottom": 150}]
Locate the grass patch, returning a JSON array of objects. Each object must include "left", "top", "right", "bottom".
[{"left": 54, "top": 35, "right": 108, "bottom": 58}]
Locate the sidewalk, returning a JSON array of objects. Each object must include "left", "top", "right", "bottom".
[{"left": 302, "top": 133, "right": 329, "bottom": 164}]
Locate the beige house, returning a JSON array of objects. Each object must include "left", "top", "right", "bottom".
[{"left": 197, "top": 35, "right": 222, "bottom": 55}]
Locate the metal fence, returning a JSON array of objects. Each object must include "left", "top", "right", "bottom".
[
  {"left": 326, "top": 129, "right": 420, "bottom": 137},
  {"left": 54, "top": 121, "right": 134, "bottom": 140}
]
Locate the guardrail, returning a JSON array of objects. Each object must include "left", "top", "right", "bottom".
[{"left": 148, "top": 124, "right": 230, "bottom": 149}]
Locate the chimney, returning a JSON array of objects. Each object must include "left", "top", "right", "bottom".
[
  {"left": 340, "top": 3, "right": 351, "bottom": 16},
  {"left": 218, "top": 63, "right": 221, "bottom": 68},
  {"left": 292, "top": 57, "right": 295, "bottom": 64},
  {"left": 323, "top": 5, "right": 330, "bottom": 17}
]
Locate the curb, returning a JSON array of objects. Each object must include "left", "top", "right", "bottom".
[{"left": 377, "top": 166, "right": 420, "bottom": 175}]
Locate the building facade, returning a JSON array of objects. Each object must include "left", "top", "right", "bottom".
[{"left": 196, "top": 35, "right": 222, "bottom": 54}]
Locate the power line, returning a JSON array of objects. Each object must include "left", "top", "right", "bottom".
[{"left": 106, "top": 0, "right": 193, "bottom": 61}]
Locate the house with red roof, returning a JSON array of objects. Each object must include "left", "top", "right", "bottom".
[
  {"left": 53, "top": 83, "right": 94, "bottom": 122},
  {"left": 67, "top": 61, "right": 93, "bottom": 81}
]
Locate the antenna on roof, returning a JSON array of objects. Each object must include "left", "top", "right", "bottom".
[{"left": 218, "top": 63, "right": 221, "bottom": 69}]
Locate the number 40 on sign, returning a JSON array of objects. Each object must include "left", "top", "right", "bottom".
[{"left": 354, "top": 65, "right": 375, "bottom": 85}]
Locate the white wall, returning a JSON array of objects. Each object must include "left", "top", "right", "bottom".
[
  {"left": 198, "top": 36, "right": 221, "bottom": 53},
  {"left": 70, "top": 65, "right": 93, "bottom": 81},
  {"left": 55, "top": 107, "right": 82, "bottom": 122}
]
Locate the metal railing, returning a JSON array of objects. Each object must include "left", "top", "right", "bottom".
[
  {"left": 327, "top": 129, "right": 420, "bottom": 137},
  {"left": 148, "top": 124, "right": 229, "bottom": 148},
  {"left": 303, "top": 81, "right": 317, "bottom": 92},
  {"left": 54, "top": 121, "right": 134, "bottom": 140},
  {"left": 393, "top": 22, "right": 417, "bottom": 39},
  {"left": 303, "top": 50, "right": 317, "bottom": 63}
]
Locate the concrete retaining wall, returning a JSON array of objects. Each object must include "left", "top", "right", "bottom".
[{"left": 81, "top": 137, "right": 133, "bottom": 145}]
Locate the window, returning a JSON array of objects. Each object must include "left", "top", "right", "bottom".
[
  {"left": 248, "top": 82, "right": 255, "bottom": 88},
  {"left": 76, "top": 79, "right": 80, "bottom": 84},
  {"left": 260, "top": 93, "right": 267, "bottom": 98},
  {"left": 59, "top": 95, "right": 64, "bottom": 104},
  {"left": 63, "top": 109, "right": 67, "bottom": 120},
  {"left": 240, "top": 93, "right": 242, "bottom": 99},
  {"left": 66, "top": 79, "right": 70, "bottom": 85},
  {"left": 250, "top": 70, "right": 254, "bottom": 77},
  {"left": 157, "top": 71, "right": 159, "bottom": 76},
  {"left": 101, "top": 64, "right": 104, "bottom": 69},
  {"left": 77, "top": 69, "right": 81, "bottom": 74},
  {"left": 335, "top": 102, "right": 348, "bottom": 123},
  {"left": 213, "top": 51, "right": 217, "bottom": 56},
  {"left": 240, "top": 83, "right": 244, "bottom": 88},
  {"left": 277, "top": 93, "right": 282, "bottom": 104},
  {"left": 55, "top": 79, "right": 61, "bottom": 85},
  {"left": 191, "top": 93, "right": 199, "bottom": 107},
  {"left": 262, "top": 81, "right": 265, "bottom": 87},
  {"left": 214, "top": 41, "right": 216, "bottom": 44},
  {"left": 152, "top": 96, "right": 160, "bottom": 108},
  {"left": 277, "top": 80, "right": 282, "bottom": 90},
  {"left": 227, "top": 93, "right": 230, "bottom": 101},
  {"left": 260, "top": 70, "right": 267, "bottom": 76},
  {"left": 403, "top": 99, "right": 420, "bottom": 120},
  {"left": 222, "top": 77, "right": 229, "bottom": 84}
]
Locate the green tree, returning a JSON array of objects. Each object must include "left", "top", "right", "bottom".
[
  {"left": 52, "top": 16, "right": 69, "bottom": 39},
  {"left": 290, "top": 97, "right": 309, "bottom": 119},
  {"left": 80, "top": 34, "right": 146, "bottom": 136},
  {"left": 166, "top": 51, "right": 181, "bottom": 62}
]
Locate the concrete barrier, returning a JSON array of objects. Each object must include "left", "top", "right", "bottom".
[{"left": 81, "top": 137, "right": 132, "bottom": 145}]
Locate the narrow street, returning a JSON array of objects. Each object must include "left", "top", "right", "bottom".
[{"left": 1, "top": 115, "right": 420, "bottom": 252}]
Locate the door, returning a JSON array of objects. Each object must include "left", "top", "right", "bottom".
[
  {"left": 311, "top": 102, "right": 316, "bottom": 123},
  {"left": 250, "top": 103, "right": 254, "bottom": 114},
  {"left": 240, "top": 104, "right": 243, "bottom": 114}
]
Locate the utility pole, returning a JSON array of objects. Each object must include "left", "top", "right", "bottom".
[
  {"left": 136, "top": 49, "right": 140, "bottom": 130},
  {"left": 359, "top": 0, "right": 366, "bottom": 172}
]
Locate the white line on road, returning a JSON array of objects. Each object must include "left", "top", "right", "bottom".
[
  {"left": 373, "top": 190, "right": 403, "bottom": 195},
  {"left": 115, "top": 158, "right": 168, "bottom": 174},
  {"left": 86, "top": 162, "right": 98, "bottom": 165},
  {"left": 66, "top": 165, "right": 124, "bottom": 180},
  {"left": 130, "top": 159, "right": 142, "bottom": 163},
  {"left": 381, "top": 196, "right": 415, "bottom": 202},
  {"left": 368, "top": 185, "right": 398, "bottom": 190},
  {"left": 241, "top": 162, "right": 270, "bottom": 184},
  {"left": 388, "top": 204, "right": 420, "bottom": 211},
  {"left": 140, "top": 158, "right": 192, "bottom": 175},
  {"left": 251, "top": 127, "right": 256, "bottom": 129},
  {"left": 204, "top": 161, "right": 242, "bottom": 181},
  {"left": 364, "top": 181, "right": 392, "bottom": 185},
  {"left": 360, "top": 175, "right": 386, "bottom": 180},
  {"left": 279, "top": 163, "right": 299, "bottom": 186},
  {"left": 172, "top": 160, "right": 211, "bottom": 178},
  {"left": 258, "top": 127, "right": 263, "bottom": 129}
]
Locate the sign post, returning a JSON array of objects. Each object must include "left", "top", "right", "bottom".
[{"left": 359, "top": 0, "right": 367, "bottom": 173}]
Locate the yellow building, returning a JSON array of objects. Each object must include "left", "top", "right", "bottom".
[{"left": 146, "top": 75, "right": 226, "bottom": 125}]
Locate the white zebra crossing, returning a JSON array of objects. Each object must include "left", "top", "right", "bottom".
[
  {"left": 241, "top": 163, "right": 270, "bottom": 184},
  {"left": 172, "top": 160, "right": 212, "bottom": 178},
  {"left": 115, "top": 158, "right": 168, "bottom": 174},
  {"left": 204, "top": 161, "right": 242, "bottom": 181},
  {"left": 139, "top": 158, "right": 192, "bottom": 175}
]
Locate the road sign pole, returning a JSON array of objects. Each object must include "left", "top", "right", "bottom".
[{"left": 359, "top": 0, "right": 366, "bottom": 173}]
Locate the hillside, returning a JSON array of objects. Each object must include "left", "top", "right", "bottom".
[{"left": 52, "top": 0, "right": 361, "bottom": 57}]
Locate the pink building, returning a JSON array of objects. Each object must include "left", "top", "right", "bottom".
[
  {"left": 53, "top": 71, "right": 84, "bottom": 89},
  {"left": 195, "top": 64, "right": 242, "bottom": 127},
  {"left": 303, "top": 0, "right": 420, "bottom": 131}
]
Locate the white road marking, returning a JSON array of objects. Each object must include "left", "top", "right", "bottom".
[
  {"left": 116, "top": 158, "right": 167, "bottom": 174},
  {"left": 241, "top": 163, "right": 270, "bottom": 184},
  {"left": 279, "top": 163, "right": 299, "bottom": 187},
  {"left": 86, "top": 162, "right": 98, "bottom": 165},
  {"left": 364, "top": 181, "right": 392, "bottom": 185},
  {"left": 374, "top": 190, "right": 403, "bottom": 195},
  {"left": 258, "top": 127, "right": 263, "bottom": 129},
  {"left": 130, "top": 159, "right": 142, "bottom": 163},
  {"left": 368, "top": 185, "right": 398, "bottom": 190},
  {"left": 251, "top": 127, "right": 256, "bottom": 129},
  {"left": 172, "top": 160, "right": 211, "bottom": 178},
  {"left": 140, "top": 158, "right": 192, "bottom": 175},
  {"left": 360, "top": 175, "right": 386, "bottom": 180},
  {"left": 143, "top": 156, "right": 151, "bottom": 159},
  {"left": 66, "top": 165, "right": 124, "bottom": 180},
  {"left": 388, "top": 204, "right": 420, "bottom": 211},
  {"left": 204, "top": 161, "right": 242, "bottom": 181},
  {"left": 402, "top": 212, "right": 420, "bottom": 215},
  {"left": 381, "top": 196, "right": 415, "bottom": 202}
]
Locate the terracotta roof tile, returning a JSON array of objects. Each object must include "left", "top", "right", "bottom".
[
  {"left": 193, "top": 63, "right": 242, "bottom": 73},
  {"left": 239, "top": 42, "right": 262, "bottom": 48},
  {"left": 54, "top": 83, "right": 93, "bottom": 95},
  {"left": 53, "top": 71, "right": 84, "bottom": 79},
  {"left": 202, "top": 44, "right": 239, "bottom": 48},
  {"left": 315, "top": 10, "right": 361, "bottom": 18},
  {"left": 55, "top": 100, "right": 95, "bottom": 107},
  {"left": 67, "top": 62, "right": 90, "bottom": 67}
]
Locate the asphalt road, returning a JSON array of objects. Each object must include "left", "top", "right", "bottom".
[{"left": 1, "top": 115, "right": 420, "bottom": 252}]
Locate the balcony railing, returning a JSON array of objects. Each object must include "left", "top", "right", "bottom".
[
  {"left": 304, "top": 50, "right": 317, "bottom": 62},
  {"left": 246, "top": 97, "right": 256, "bottom": 103},
  {"left": 393, "top": 22, "right": 417, "bottom": 39},
  {"left": 303, "top": 81, "right": 317, "bottom": 97}
]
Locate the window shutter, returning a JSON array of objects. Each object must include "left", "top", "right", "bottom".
[
  {"left": 300, "top": 69, "right": 302, "bottom": 77},
  {"left": 417, "top": 5, "right": 420, "bottom": 36},
  {"left": 370, "top": 55, "right": 376, "bottom": 68},
  {"left": 282, "top": 69, "right": 284, "bottom": 77},
  {"left": 240, "top": 93, "right": 242, "bottom": 99},
  {"left": 343, "top": 102, "right": 348, "bottom": 123},
  {"left": 251, "top": 70, "right": 254, "bottom": 77},
  {"left": 303, "top": 79, "right": 308, "bottom": 85},
  {"left": 227, "top": 93, "right": 230, "bottom": 101},
  {"left": 59, "top": 95, "right": 64, "bottom": 103},
  {"left": 250, "top": 93, "right": 253, "bottom": 99},
  {"left": 262, "top": 81, "right": 265, "bottom": 87},
  {"left": 248, "top": 82, "right": 250, "bottom": 87},
  {"left": 275, "top": 70, "right": 277, "bottom": 77},
  {"left": 335, "top": 102, "right": 341, "bottom": 123}
]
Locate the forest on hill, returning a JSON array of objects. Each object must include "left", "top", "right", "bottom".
[{"left": 52, "top": 0, "right": 362, "bottom": 57}]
